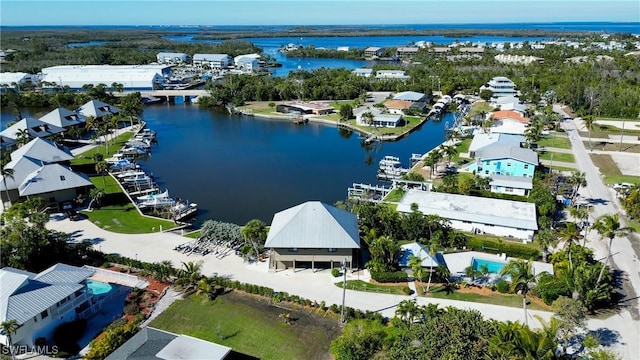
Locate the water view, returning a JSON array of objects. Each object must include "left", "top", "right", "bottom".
[{"left": 0, "top": 105, "right": 452, "bottom": 224}]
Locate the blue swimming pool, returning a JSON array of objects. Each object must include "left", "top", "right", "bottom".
[
  {"left": 87, "top": 280, "right": 113, "bottom": 295},
  {"left": 472, "top": 258, "right": 506, "bottom": 274}
]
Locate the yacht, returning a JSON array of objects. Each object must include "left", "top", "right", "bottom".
[
  {"left": 122, "top": 173, "right": 152, "bottom": 185},
  {"left": 138, "top": 196, "right": 175, "bottom": 209},
  {"left": 137, "top": 189, "right": 169, "bottom": 202}
]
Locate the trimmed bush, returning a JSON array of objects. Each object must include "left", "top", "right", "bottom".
[
  {"left": 402, "top": 286, "right": 412, "bottom": 295},
  {"left": 124, "top": 303, "right": 140, "bottom": 315},
  {"left": 537, "top": 273, "right": 571, "bottom": 305},
  {"left": 466, "top": 237, "right": 541, "bottom": 260},
  {"left": 495, "top": 280, "right": 509, "bottom": 293},
  {"left": 331, "top": 268, "right": 340, "bottom": 277},
  {"left": 370, "top": 271, "right": 408, "bottom": 283}
]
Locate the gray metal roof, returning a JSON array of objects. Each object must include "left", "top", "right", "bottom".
[
  {"left": 35, "top": 263, "right": 95, "bottom": 284},
  {"left": 106, "top": 327, "right": 231, "bottom": 360},
  {"left": 0, "top": 156, "right": 42, "bottom": 191},
  {"left": 398, "top": 243, "right": 440, "bottom": 268},
  {"left": 18, "top": 163, "right": 93, "bottom": 196},
  {"left": 396, "top": 189, "right": 538, "bottom": 231},
  {"left": 393, "top": 91, "right": 426, "bottom": 102},
  {"left": 1, "top": 135, "right": 16, "bottom": 149},
  {"left": 77, "top": 100, "right": 121, "bottom": 118},
  {"left": 10, "top": 137, "right": 73, "bottom": 163},
  {"left": 1, "top": 264, "right": 92, "bottom": 325},
  {"left": 469, "top": 133, "right": 525, "bottom": 153},
  {"left": 490, "top": 175, "right": 534, "bottom": 190},
  {"left": 0, "top": 117, "right": 64, "bottom": 140},
  {"left": 39, "top": 107, "right": 86, "bottom": 128},
  {"left": 265, "top": 201, "right": 360, "bottom": 249},
  {"left": 193, "top": 54, "right": 231, "bottom": 61},
  {"left": 476, "top": 144, "right": 538, "bottom": 165}
]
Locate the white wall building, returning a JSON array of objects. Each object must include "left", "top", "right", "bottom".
[
  {"left": 193, "top": 54, "right": 232, "bottom": 68},
  {"left": 480, "top": 76, "right": 518, "bottom": 99},
  {"left": 396, "top": 189, "right": 538, "bottom": 241},
  {"left": 0, "top": 72, "right": 32, "bottom": 89},
  {"left": 156, "top": 52, "right": 190, "bottom": 64},
  {"left": 375, "top": 70, "right": 410, "bottom": 80},
  {"left": 355, "top": 108, "right": 402, "bottom": 128},
  {"left": 40, "top": 65, "right": 169, "bottom": 91}
]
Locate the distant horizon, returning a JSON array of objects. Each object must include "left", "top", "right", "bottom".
[{"left": 1, "top": 1, "right": 639, "bottom": 27}]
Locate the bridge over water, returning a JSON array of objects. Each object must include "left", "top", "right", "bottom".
[{"left": 116, "top": 89, "right": 210, "bottom": 103}]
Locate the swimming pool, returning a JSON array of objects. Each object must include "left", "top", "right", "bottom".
[
  {"left": 87, "top": 280, "right": 113, "bottom": 295},
  {"left": 471, "top": 258, "right": 506, "bottom": 274}
]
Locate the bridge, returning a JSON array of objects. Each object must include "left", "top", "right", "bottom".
[{"left": 115, "top": 89, "right": 210, "bottom": 103}]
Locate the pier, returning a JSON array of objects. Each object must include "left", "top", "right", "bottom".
[{"left": 347, "top": 183, "right": 392, "bottom": 202}]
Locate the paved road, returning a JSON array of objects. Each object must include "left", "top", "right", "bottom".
[{"left": 555, "top": 109, "right": 640, "bottom": 359}]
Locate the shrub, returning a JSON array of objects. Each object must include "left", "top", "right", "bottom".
[
  {"left": 537, "top": 273, "right": 571, "bottom": 305},
  {"left": 124, "top": 303, "right": 140, "bottom": 315},
  {"left": 402, "top": 286, "right": 412, "bottom": 295},
  {"left": 331, "top": 268, "right": 340, "bottom": 277},
  {"left": 370, "top": 270, "right": 408, "bottom": 283},
  {"left": 495, "top": 280, "right": 509, "bottom": 293}
]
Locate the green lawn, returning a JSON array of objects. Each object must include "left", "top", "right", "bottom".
[
  {"left": 322, "top": 116, "right": 427, "bottom": 136},
  {"left": 549, "top": 165, "right": 579, "bottom": 172},
  {"left": 384, "top": 188, "right": 406, "bottom": 202},
  {"left": 588, "top": 155, "right": 640, "bottom": 184},
  {"left": 89, "top": 175, "right": 121, "bottom": 194},
  {"left": 451, "top": 138, "right": 472, "bottom": 164},
  {"left": 82, "top": 202, "right": 175, "bottom": 234},
  {"left": 335, "top": 280, "right": 407, "bottom": 295},
  {"left": 602, "top": 175, "right": 640, "bottom": 185},
  {"left": 536, "top": 136, "right": 571, "bottom": 149},
  {"left": 150, "top": 293, "right": 340, "bottom": 360},
  {"left": 184, "top": 229, "right": 201, "bottom": 239},
  {"left": 426, "top": 286, "right": 551, "bottom": 311},
  {"left": 539, "top": 151, "right": 575, "bottom": 163},
  {"left": 71, "top": 131, "right": 135, "bottom": 165},
  {"left": 468, "top": 101, "right": 493, "bottom": 117}
]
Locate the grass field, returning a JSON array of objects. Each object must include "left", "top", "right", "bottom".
[
  {"left": 451, "top": 138, "right": 472, "bottom": 164},
  {"left": 426, "top": 286, "right": 551, "bottom": 312},
  {"left": 82, "top": 200, "right": 175, "bottom": 233},
  {"left": 384, "top": 188, "right": 406, "bottom": 202},
  {"left": 587, "top": 154, "right": 640, "bottom": 185},
  {"left": 549, "top": 164, "right": 579, "bottom": 172},
  {"left": 335, "top": 280, "right": 407, "bottom": 295},
  {"left": 150, "top": 292, "right": 341, "bottom": 360},
  {"left": 539, "top": 151, "right": 575, "bottom": 163},
  {"left": 89, "top": 175, "right": 121, "bottom": 194},
  {"left": 468, "top": 101, "right": 493, "bottom": 117},
  {"left": 536, "top": 135, "right": 571, "bottom": 149},
  {"left": 71, "top": 132, "right": 135, "bottom": 165},
  {"left": 583, "top": 141, "right": 640, "bottom": 153}
]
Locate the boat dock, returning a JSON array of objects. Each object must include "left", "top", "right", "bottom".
[{"left": 347, "top": 183, "right": 392, "bottom": 202}]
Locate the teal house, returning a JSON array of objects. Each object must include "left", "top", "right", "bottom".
[{"left": 465, "top": 144, "right": 538, "bottom": 178}]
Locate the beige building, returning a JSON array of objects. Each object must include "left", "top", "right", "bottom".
[{"left": 265, "top": 201, "right": 361, "bottom": 271}]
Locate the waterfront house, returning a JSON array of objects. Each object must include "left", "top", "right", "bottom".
[
  {"left": 39, "top": 107, "right": 87, "bottom": 129},
  {"left": 383, "top": 100, "right": 414, "bottom": 115},
  {"left": 0, "top": 264, "right": 96, "bottom": 347},
  {"left": 106, "top": 327, "right": 231, "bottom": 360},
  {"left": 40, "top": 65, "right": 168, "bottom": 91},
  {"left": 9, "top": 137, "right": 73, "bottom": 163},
  {"left": 234, "top": 54, "right": 262, "bottom": 71},
  {"left": 464, "top": 144, "right": 538, "bottom": 178},
  {"left": 77, "top": 99, "right": 121, "bottom": 119},
  {"left": 276, "top": 101, "right": 334, "bottom": 116},
  {"left": 364, "top": 47, "right": 382, "bottom": 58},
  {"left": 193, "top": 54, "right": 232, "bottom": 69},
  {"left": 392, "top": 91, "right": 428, "bottom": 103},
  {"left": 265, "top": 201, "right": 361, "bottom": 271},
  {"left": 0, "top": 117, "right": 64, "bottom": 141},
  {"left": 494, "top": 54, "right": 544, "bottom": 65},
  {"left": 480, "top": 76, "right": 518, "bottom": 99},
  {"left": 156, "top": 52, "right": 190, "bottom": 64},
  {"left": 468, "top": 133, "right": 525, "bottom": 157},
  {"left": 489, "top": 174, "right": 534, "bottom": 197},
  {"left": 355, "top": 108, "right": 403, "bottom": 128},
  {"left": 395, "top": 47, "right": 420, "bottom": 59},
  {"left": 430, "top": 47, "right": 452, "bottom": 55},
  {"left": 375, "top": 70, "right": 409, "bottom": 80},
  {"left": 396, "top": 189, "right": 538, "bottom": 241},
  {"left": 352, "top": 68, "right": 374, "bottom": 77},
  {"left": 492, "top": 110, "right": 530, "bottom": 125}
]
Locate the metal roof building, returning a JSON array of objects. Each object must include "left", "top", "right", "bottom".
[
  {"left": 40, "top": 65, "right": 170, "bottom": 90},
  {"left": 397, "top": 189, "right": 538, "bottom": 241},
  {"left": 9, "top": 137, "right": 73, "bottom": 163},
  {"left": 18, "top": 163, "right": 93, "bottom": 197},
  {"left": 39, "top": 107, "right": 86, "bottom": 128},
  {"left": 476, "top": 144, "right": 539, "bottom": 165},
  {"left": 392, "top": 91, "right": 427, "bottom": 102},
  {"left": 0, "top": 117, "right": 64, "bottom": 140},
  {"left": 77, "top": 99, "right": 121, "bottom": 118},
  {"left": 0, "top": 72, "right": 32, "bottom": 87},
  {"left": 468, "top": 133, "right": 525, "bottom": 156}
]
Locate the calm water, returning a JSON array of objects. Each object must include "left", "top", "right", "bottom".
[{"left": 0, "top": 105, "right": 451, "bottom": 225}]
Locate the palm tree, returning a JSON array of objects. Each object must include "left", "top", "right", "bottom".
[
  {"left": 500, "top": 259, "right": 535, "bottom": 326},
  {"left": 394, "top": 299, "right": 421, "bottom": 327},
  {"left": 488, "top": 320, "right": 525, "bottom": 359},
  {"left": 241, "top": 219, "right": 268, "bottom": 261},
  {"left": 567, "top": 172, "right": 587, "bottom": 206},
  {"left": 361, "top": 111, "right": 375, "bottom": 126},
  {"left": 591, "top": 214, "right": 635, "bottom": 284},
  {"left": 87, "top": 188, "right": 105, "bottom": 210},
  {"left": 583, "top": 115, "right": 594, "bottom": 149},
  {"left": 95, "top": 160, "right": 109, "bottom": 187},
  {"left": 534, "top": 228, "right": 557, "bottom": 263},
  {"left": 439, "top": 144, "right": 457, "bottom": 166},
  {"left": 1, "top": 319, "right": 19, "bottom": 360},
  {"left": 152, "top": 260, "right": 174, "bottom": 283},
  {"left": 408, "top": 254, "right": 424, "bottom": 294},
  {"left": 558, "top": 222, "right": 582, "bottom": 273},
  {"left": 196, "top": 278, "right": 215, "bottom": 300},
  {"left": 174, "top": 261, "right": 203, "bottom": 294},
  {"left": 1, "top": 168, "right": 15, "bottom": 211},
  {"left": 84, "top": 115, "right": 98, "bottom": 133},
  {"left": 15, "top": 128, "right": 30, "bottom": 147}
]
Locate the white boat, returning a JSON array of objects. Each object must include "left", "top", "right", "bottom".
[
  {"left": 117, "top": 170, "right": 146, "bottom": 179},
  {"left": 121, "top": 146, "right": 147, "bottom": 156},
  {"left": 378, "top": 155, "right": 408, "bottom": 179},
  {"left": 122, "top": 173, "right": 152, "bottom": 184},
  {"left": 105, "top": 153, "right": 125, "bottom": 164},
  {"left": 126, "top": 139, "right": 151, "bottom": 149},
  {"left": 137, "top": 189, "right": 169, "bottom": 202},
  {"left": 139, "top": 197, "right": 175, "bottom": 209},
  {"left": 137, "top": 128, "right": 157, "bottom": 139},
  {"left": 109, "top": 159, "right": 137, "bottom": 171}
]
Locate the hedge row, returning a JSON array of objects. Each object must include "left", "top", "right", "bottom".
[
  {"left": 466, "top": 237, "right": 541, "bottom": 260},
  {"left": 370, "top": 270, "right": 408, "bottom": 283}
]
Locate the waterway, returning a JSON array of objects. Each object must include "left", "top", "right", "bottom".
[{"left": 1, "top": 105, "right": 453, "bottom": 225}]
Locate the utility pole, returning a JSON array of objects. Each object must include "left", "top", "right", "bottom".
[
  {"left": 340, "top": 258, "right": 347, "bottom": 324},
  {"left": 619, "top": 118, "right": 625, "bottom": 152}
]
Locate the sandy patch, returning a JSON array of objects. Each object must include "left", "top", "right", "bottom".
[
  {"left": 596, "top": 120, "right": 640, "bottom": 130},
  {"left": 609, "top": 152, "right": 640, "bottom": 176}
]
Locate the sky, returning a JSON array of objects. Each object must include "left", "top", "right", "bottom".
[{"left": 1, "top": 0, "right": 639, "bottom": 27}]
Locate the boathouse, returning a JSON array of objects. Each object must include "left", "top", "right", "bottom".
[{"left": 265, "top": 201, "right": 361, "bottom": 271}]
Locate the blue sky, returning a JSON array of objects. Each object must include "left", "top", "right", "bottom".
[{"left": 1, "top": 1, "right": 638, "bottom": 26}]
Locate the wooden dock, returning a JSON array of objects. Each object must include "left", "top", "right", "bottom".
[{"left": 347, "top": 183, "right": 391, "bottom": 202}]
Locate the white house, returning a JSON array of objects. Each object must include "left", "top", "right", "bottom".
[
  {"left": 234, "top": 54, "right": 261, "bottom": 71},
  {"left": 352, "top": 68, "right": 374, "bottom": 77},
  {"left": 193, "top": 54, "right": 232, "bottom": 68},
  {"left": 355, "top": 108, "right": 403, "bottom": 128},
  {"left": 396, "top": 189, "right": 538, "bottom": 241},
  {"left": 375, "top": 70, "right": 409, "bottom": 80},
  {"left": 0, "top": 72, "right": 32, "bottom": 90},
  {"left": 364, "top": 47, "right": 382, "bottom": 57},
  {"left": 480, "top": 76, "right": 518, "bottom": 99},
  {"left": 489, "top": 174, "right": 534, "bottom": 197},
  {"left": 0, "top": 264, "right": 96, "bottom": 347}
]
